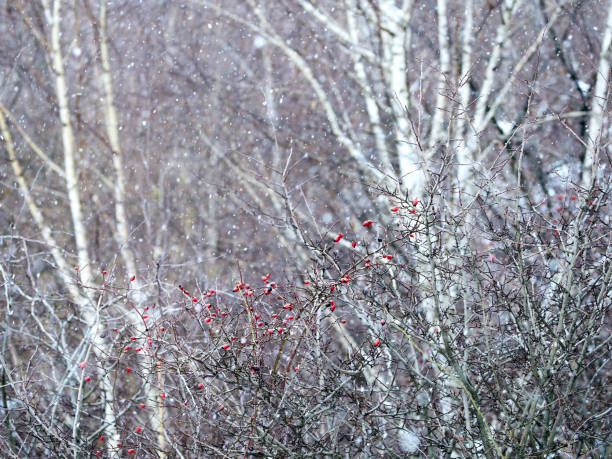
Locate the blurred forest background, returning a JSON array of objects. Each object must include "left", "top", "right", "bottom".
[{"left": 0, "top": 0, "right": 610, "bottom": 457}]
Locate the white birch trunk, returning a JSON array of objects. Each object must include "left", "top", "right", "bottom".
[
  {"left": 98, "top": 2, "right": 167, "bottom": 455},
  {"left": 41, "top": 0, "right": 119, "bottom": 454},
  {"left": 581, "top": 0, "right": 612, "bottom": 189}
]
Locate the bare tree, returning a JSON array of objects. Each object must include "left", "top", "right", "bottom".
[{"left": 0, "top": 0, "right": 610, "bottom": 457}]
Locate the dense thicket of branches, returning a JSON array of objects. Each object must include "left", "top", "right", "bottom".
[{"left": 0, "top": 0, "right": 610, "bottom": 457}]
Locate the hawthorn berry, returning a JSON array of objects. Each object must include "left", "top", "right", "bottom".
[
  {"left": 130, "top": 275, "right": 135, "bottom": 282},
  {"left": 412, "top": 198, "right": 419, "bottom": 206},
  {"left": 363, "top": 220, "right": 373, "bottom": 227},
  {"left": 334, "top": 233, "right": 343, "bottom": 242},
  {"left": 391, "top": 206, "right": 399, "bottom": 212},
  {"left": 373, "top": 338, "right": 380, "bottom": 347}
]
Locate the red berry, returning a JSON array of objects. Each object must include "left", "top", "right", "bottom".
[
  {"left": 409, "top": 208, "right": 415, "bottom": 213},
  {"left": 380, "top": 319, "right": 385, "bottom": 325},
  {"left": 130, "top": 275, "right": 135, "bottom": 282},
  {"left": 85, "top": 376, "right": 91, "bottom": 382},
  {"left": 192, "top": 297, "right": 198, "bottom": 302},
  {"left": 126, "top": 367, "right": 131, "bottom": 373},
  {"left": 130, "top": 336, "right": 136, "bottom": 341},
  {"left": 391, "top": 206, "right": 399, "bottom": 212},
  {"left": 373, "top": 338, "right": 380, "bottom": 347},
  {"left": 139, "top": 403, "right": 145, "bottom": 408},
  {"left": 142, "top": 314, "right": 148, "bottom": 319},
  {"left": 412, "top": 198, "right": 419, "bottom": 206},
  {"left": 334, "top": 233, "right": 343, "bottom": 242},
  {"left": 125, "top": 346, "right": 130, "bottom": 351},
  {"left": 363, "top": 220, "right": 373, "bottom": 227},
  {"left": 222, "top": 344, "right": 230, "bottom": 349},
  {"left": 102, "top": 270, "right": 107, "bottom": 275},
  {"left": 127, "top": 449, "right": 135, "bottom": 454},
  {"left": 136, "top": 426, "right": 141, "bottom": 433},
  {"left": 113, "top": 328, "right": 118, "bottom": 332},
  {"left": 160, "top": 392, "right": 165, "bottom": 398},
  {"left": 205, "top": 317, "right": 211, "bottom": 323},
  {"left": 277, "top": 327, "right": 283, "bottom": 333},
  {"left": 99, "top": 436, "right": 104, "bottom": 441},
  {"left": 303, "top": 280, "right": 310, "bottom": 285},
  {"left": 351, "top": 240, "right": 357, "bottom": 247},
  {"left": 570, "top": 194, "right": 577, "bottom": 201},
  {"left": 198, "top": 383, "right": 204, "bottom": 389},
  {"left": 96, "top": 452, "right": 101, "bottom": 456},
  {"left": 78, "top": 362, "right": 86, "bottom": 368}
]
